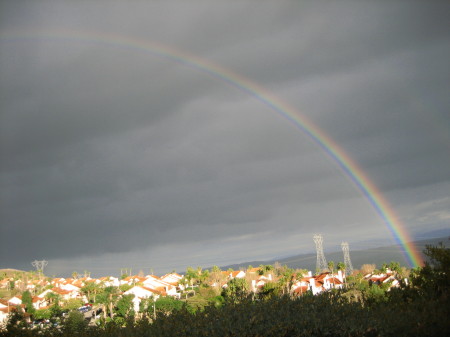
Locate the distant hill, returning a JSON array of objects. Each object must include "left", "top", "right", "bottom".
[
  {"left": 0, "top": 269, "right": 43, "bottom": 279},
  {"left": 219, "top": 236, "right": 450, "bottom": 272},
  {"left": 0, "top": 268, "right": 26, "bottom": 276}
]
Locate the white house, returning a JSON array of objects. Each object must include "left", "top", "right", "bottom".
[
  {"left": 142, "top": 277, "right": 179, "bottom": 298},
  {"left": 7, "top": 296, "right": 21, "bottom": 306},
  {"left": 160, "top": 273, "right": 183, "bottom": 286},
  {"left": 0, "top": 307, "right": 11, "bottom": 326},
  {"left": 124, "top": 286, "right": 162, "bottom": 313},
  {"left": 32, "top": 296, "right": 47, "bottom": 310}
]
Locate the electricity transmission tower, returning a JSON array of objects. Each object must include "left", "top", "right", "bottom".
[
  {"left": 313, "top": 234, "right": 327, "bottom": 273},
  {"left": 31, "top": 260, "right": 48, "bottom": 278},
  {"left": 341, "top": 242, "right": 354, "bottom": 275}
]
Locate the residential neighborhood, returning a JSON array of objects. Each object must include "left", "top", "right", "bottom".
[{"left": 0, "top": 264, "right": 406, "bottom": 330}]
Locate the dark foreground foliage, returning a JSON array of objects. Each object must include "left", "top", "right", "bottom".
[{"left": 2, "top": 242, "right": 449, "bottom": 337}]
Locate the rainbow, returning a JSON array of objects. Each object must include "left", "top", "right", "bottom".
[{"left": 0, "top": 30, "right": 423, "bottom": 267}]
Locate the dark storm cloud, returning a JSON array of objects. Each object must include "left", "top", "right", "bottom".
[{"left": 1, "top": 1, "right": 449, "bottom": 274}]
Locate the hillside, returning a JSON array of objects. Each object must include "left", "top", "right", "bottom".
[
  {"left": 220, "top": 236, "right": 449, "bottom": 271},
  {"left": 0, "top": 269, "right": 27, "bottom": 277}
]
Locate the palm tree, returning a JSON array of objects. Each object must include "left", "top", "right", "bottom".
[
  {"left": 97, "top": 286, "right": 121, "bottom": 319},
  {"left": 277, "top": 268, "right": 295, "bottom": 296},
  {"left": 45, "top": 292, "right": 61, "bottom": 307},
  {"left": 81, "top": 282, "right": 99, "bottom": 303},
  {"left": 328, "top": 261, "right": 335, "bottom": 275},
  {"left": 337, "top": 262, "right": 346, "bottom": 287}
]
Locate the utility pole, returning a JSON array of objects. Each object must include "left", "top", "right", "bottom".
[
  {"left": 313, "top": 234, "right": 327, "bottom": 273},
  {"left": 341, "top": 242, "right": 354, "bottom": 276}
]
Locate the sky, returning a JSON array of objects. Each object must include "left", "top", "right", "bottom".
[{"left": 1, "top": 1, "right": 449, "bottom": 277}]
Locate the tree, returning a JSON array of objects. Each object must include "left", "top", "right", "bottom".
[
  {"left": 97, "top": 286, "right": 120, "bottom": 319},
  {"left": 62, "top": 298, "right": 83, "bottom": 311},
  {"left": 328, "top": 261, "right": 335, "bottom": 275},
  {"left": 258, "top": 282, "right": 279, "bottom": 300},
  {"left": 34, "top": 308, "right": 52, "bottom": 321},
  {"left": 185, "top": 267, "right": 199, "bottom": 288},
  {"left": 208, "top": 266, "right": 225, "bottom": 288},
  {"left": 81, "top": 282, "right": 96, "bottom": 303},
  {"left": 258, "top": 265, "right": 274, "bottom": 276},
  {"left": 410, "top": 240, "right": 450, "bottom": 298},
  {"left": 388, "top": 261, "right": 401, "bottom": 276},
  {"left": 361, "top": 264, "right": 376, "bottom": 275},
  {"left": 277, "top": 267, "right": 295, "bottom": 295},
  {"left": 222, "top": 278, "right": 249, "bottom": 304},
  {"left": 45, "top": 291, "right": 61, "bottom": 307},
  {"left": 116, "top": 294, "right": 135, "bottom": 318},
  {"left": 154, "top": 296, "right": 184, "bottom": 316},
  {"left": 21, "top": 290, "right": 35, "bottom": 315},
  {"left": 63, "top": 310, "right": 87, "bottom": 334}
]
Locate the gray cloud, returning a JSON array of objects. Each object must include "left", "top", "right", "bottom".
[{"left": 1, "top": 1, "right": 449, "bottom": 275}]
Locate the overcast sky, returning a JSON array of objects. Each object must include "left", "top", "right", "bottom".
[{"left": 1, "top": 1, "right": 449, "bottom": 277}]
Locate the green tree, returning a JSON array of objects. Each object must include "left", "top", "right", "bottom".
[
  {"left": 154, "top": 296, "right": 184, "bottom": 316},
  {"left": 258, "top": 264, "right": 274, "bottom": 276},
  {"left": 62, "top": 298, "right": 83, "bottom": 311},
  {"left": 277, "top": 267, "right": 295, "bottom": 295},
  {"left": 97, "top": 286, "right": 121, "bottom": 319},
  {"left": 33, "top": 308, "right": 52, "bottom": 320},
  {"left": 119, "top": 283, "right": 133, "bottom": 293},
  {"left": 258, "top": 282, "right": 279, "bottom": 300},
  {"left": 45, "top": 291, "right": 61, "bottom": 307},
  {"left": 410, "top": 240, "right": 450, "bottom": 298},
  {"left": 388, "top": 261, "right": 401, "bottom": 276},
  {"left": 197, "top": 268, "right": 210, "bottom": 285},
  {"left": 222, "top": 277, "right": 249, "bottom": 304},
  {"left": 63, "top": 310, "right": 87, "bottom": 334},
  {"left": 116, "top": 294, "right": 135, "bottom": 318},
  {"left": 21, "top": 290, "right": 35, "bottom": 315},
  {"left": 185, "top": 267, "right": 199, "bottom": 288},
  {"left": 328, "top": 261, "right": 335, "bottom": 275},
  {"left": 81, "top": 282, "right": 95, "bottom": 303}
]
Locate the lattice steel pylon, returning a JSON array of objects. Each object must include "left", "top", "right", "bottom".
[
  {"left": 341, "top": 242, "right": 353, "bottom": 276},
  {"left": 313, "top": 234, "right": 327, "bottom": 273},
  {"left": 31, "top": 260, "right": 48, "bottom": 275}
]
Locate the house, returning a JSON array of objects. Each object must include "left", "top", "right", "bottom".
[
  {"left": 0, "top": 279, "right": 11, "bottom": 289},
  {"left": 123, "top": 286, "right": 163, "bottom": 313},
  {"left": 230, "top": 270, "right": 246, "bottom": 279},
  {"left": 291, "top": 277, "right": 311, "bottom": 296},
  {"left": 142, "top": 276, "right": 179, "bottom": 298},
  {"left": 31, "top": 296, "right": 47, "bottom": 310},
  {"left": 120, "top": 275, "right": 146, "bottom": 286},
  {"left": 160, "top": 273, "right": 183, "bottom": 286},
  {"left": 365, "top": 270, "right": 401, "bottom": 289},
  {"left": 59, "top": 282, "right": 82, "bottom": 292},
  {"left": 97, "top": 276, "right": 120, "bottom": 287},
  {"left": 248, "top": 273, "right": 276, "bottom": 293},
  {"left": 247, "top": 267, "right": 261, "bottom": 274},
  {"left": 38, "top": 287, "right": 83, "bottom": 302},
  {"left": 0, "top": 307, "right": 13, "bottom": 326},
  {"left": 222, "top": 270, "right": 246, "bottom": 280},
  {"left": 7, "top": 296, "right": 21, "bottom": 306},
  {"left": 0, "top": 299, "right": 8, "bottom": 309}
]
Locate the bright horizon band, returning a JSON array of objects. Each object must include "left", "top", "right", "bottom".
[{"left": 0, "top": 30, "right": 424, "bottom": 268}]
